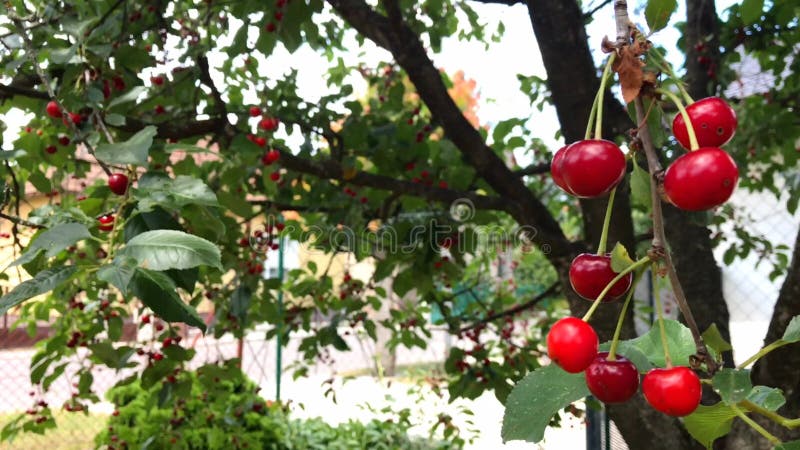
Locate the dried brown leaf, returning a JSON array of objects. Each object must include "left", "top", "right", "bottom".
[{"left": 613, "top": 46, "right": 645, "bottom": 104}]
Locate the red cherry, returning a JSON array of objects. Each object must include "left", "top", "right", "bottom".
[
  {"left": 266, "top": 22, "right": 276, "bottom": 32},
  {"left": 663, "top": 147, "right": 738, "bottom": 211},
  {"left": 66, "top": 112, "right": 82, "bottom": 125},
  {"left": 45, "top": 145, "right": 57, "bottom": 154},
  {"left": 672, "top": 97, "right": 737, "bottom": 149},
  {"left": 642, "top": 367, "right": 702, "bottom": 417},
  {"left": 249, "top": 106, "right": 262, "bottom": 117},
  {"left": 141, "top": 314, "right": 151, "bottom": 324},
  {"left": 275, "top": 11, "right": 283, "bottom": 21},
  {"left": 559, "top": 140, "right": 626, "bottom": 198},
  {"left": 112, "top": 76, "right": 126, "bottom": 91},
  {"left": 438, "top": 180, "right": 448, "bottom": 189},
  {"left": 546, "top": 317, "right": 598, "bottom": 373},
  {"left": 150, "top": 76, "right": 164, "bottom": 86},
  {"left": 58, "top": 135, "right": 71, "bottom": 146},
  {"left": 265, "top": 149, "right": 280, "bottom": 164},
  {"left": 550, "top": 145, "right": 575, "bottom": 195},
  {"left": 154, "top": 105, "right": 165, "bottom": 115},
  {"left": 253, "top": 136, "right": 267, "bottom": 147},
  {"left": 108, "top": 173, "right": 129, "bottom": 196},
  {"left": 98, "top": 214, "right": 115, "bottom": 232},
  {"left": 259, "top": 117, "right": 279, "bottom": 132},
  {"left": 569, "top": 253, "right": 633, "bottom": 302},
  {"left": 269, "top": 171, "right": 280, "bottom": 181},
  {"left": 585, "top": 352, "right": 640, "bottom": 403},
  {"left": 46, "top": 101, "right": 63, "bottom": 118}
]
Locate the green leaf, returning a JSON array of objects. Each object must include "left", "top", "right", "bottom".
[
  {"left": 645, "top": 0, "right": 678, "bottom": 32},
  {"left": 712, "top": 368, "right": 753, "bottom": 405},
  {"left": 776, "top": 440, "right": 800, "bottom": 450},
  {"left": 120, "top": 230, "right": 222, "bottom": 271},
  {"left": 781, "top": 315, "right": 800, "bottom": 343},
  {"left": 130, "top": 268, "right": 206, "bottom": 331},
  {"left": 740, "top": 0, "right": 764, "bottom": 25},
  {"left": 0, "top": 266, "right": 78, "bottom": 315},
  {"left": 137, "top": 174, "right": 219, "bottom": 211},
  {"left": 501, "top": 365, "right": 589, "bottom": 443},
  {"left": 684, "top": 402, "right": 737, "bottom": 449},
  {"left": 9, "top": 223, "right": 91, "bottom": 267},
  {"left": 627, "top": 319, "right": 696, "bottom": 367},
  {"left": 97, "top": 257, "right": 139, "bottom": 296},
  {"left": 107, "top": 86, "right": 147, "bottom": 109},
  {"left": 231, "top": 285, "right": 251, "bottom": 323},
  {"left": 95, "top": 125, "right": 156, "bottom": 167},
  {"left": 609, "top": 242, "right": 635, "bottom": 273},
  {"left": 702, "top": 323, "right": 733, "bottom": 353},
  {"left": 747, "top": 386, "right": 786, "bottom": 411},
  {"left": 630, "top": 160, "right": 652, "bottom": 211},
  {"left": 88, "top": 342, "right": 135, "bottom": 369},
  {"left": 104, "top": 113, "right": 126, "bottom": 126}
]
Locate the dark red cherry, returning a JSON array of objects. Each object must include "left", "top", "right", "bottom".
[
  {"left": 585, "top": 352, "right": 640, "bottom": 403},
  {"left": 663, "top": 147, "right": 738, "bottom": 211},
  {"left": 559, "top": 140, "right": 626, "bottom": 198},
  {"left": 672, "top": 97, "right": 737, "bottom": 149},
  {"left": 108, "top": 173, "right": 129, "bottom": 196},
  {"left": 569, "top": 253, "right": 633, "bottom": 302},
  {"left": 550, "top": 145, "right": 575, "bottom": 195}
]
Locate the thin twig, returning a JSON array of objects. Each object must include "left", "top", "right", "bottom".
[
  {"left": 458, "top": 282, "right": 559, "bottom": 333},
  {"left": 635, "top": 96, "right": 717, "bottom": 374},
  {"left": 613, "top": 0, "right": 718, "bottom": 373},
  {"left": 0, "top": 211, "right": 45, "bottom": 229}
]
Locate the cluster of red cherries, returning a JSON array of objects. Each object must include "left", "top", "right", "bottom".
[
  {"left": 544, "top": 96, "right": 740, "bottom": 416},
  {"left": 547, "top": 317, "right": 702, "bottom": 416}
]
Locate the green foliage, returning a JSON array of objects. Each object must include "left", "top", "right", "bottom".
[
  {"left": 645, "top": 0, "right": 678, "bottom": 32},
  {"left": 94, "top": 365, "right": 457, "bottom": 450},
  {"left": 501, "top": 365, "right": 589, "bottom": 443}
]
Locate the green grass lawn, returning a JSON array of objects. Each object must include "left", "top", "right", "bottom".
[{"left": 0, "top": 411, "right": 106, "bottom": 450}]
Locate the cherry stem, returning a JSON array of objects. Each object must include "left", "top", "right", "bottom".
[
  {"left": 736, "top": 339, "right": 790, "bottom": 370},
  {"left": 585, "top": 89, "right": 600, "bottom": 140},
  {"left": 596, "top": 187, "right": 616, "bottom": 255},
  {"left": 582, "top": 255, "right": 651, "bottom": 322},
  {"left": 652, "top": 269, "right": 673, "bottom": 368},
  {"left": 647, "top": 47, "right": 695, "bottom": 105},
  {"left": 741, "top": 399, "right": 800, "bottom": 429},
  {"left": 594, "top": 52, "right": 617, "bottom": 141},
  {"left": 607, "top": 271, "right": 641, "bottom": 361},
  {"left": 657, "top": 88, "right": 699, "bottom": 151},
  {"left": 731, "top": 404, "right": 782, "bottom": 445}
]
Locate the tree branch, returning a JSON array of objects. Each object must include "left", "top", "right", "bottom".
[
  {"left": 325, "top": 0, "right": 570, "bottom": 255},
  {"left": 279, "top": 151, "right": 512, "bottom": 212},
  {"left": 633, "top": 66, "right": 717, "bottom": 374},
  {"left": 514, "top": 162, "right": 551, "bottom": 177},
  {"left": 458, "top": 282, "right": 559, "bottom": 333}
]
